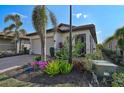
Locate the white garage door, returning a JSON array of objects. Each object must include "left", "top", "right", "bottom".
[
  {"left": 32, "top": 39, "right": 41, "bottom": 54},
  {"left": 46, "top": 37, "right": 54, "bottom": 55}
]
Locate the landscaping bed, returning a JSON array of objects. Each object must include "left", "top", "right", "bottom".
[
  {"left": 0, "top": 67, "right": 91, "bottom": 87},
  {"left": 25, "top": 70, "right": 90, "bottom": 87}
]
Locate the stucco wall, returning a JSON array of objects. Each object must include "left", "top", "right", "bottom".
[
  {"left": 59, "top": 29, "right": 96, "bottom": 54},
  {"left": 0, "top": 39, "right": 15, "bottom": 51},
  {"left": 106, "top": 39, "right": 120, "bottom": 54},
  {"left": 29, "top": 30, "right": 97, "bottom": 55}
]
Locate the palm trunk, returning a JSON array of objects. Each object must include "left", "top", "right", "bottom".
[
  {"left": 19, "top": 39, "right": 21, "bottom": 53},
  {"left": 15, "top": 40, "right": 17, "bottom": 54},
  {"left": 44, "top": 29, "right": 46, "bottom": 61},
  {"left": 40, "top": 35, "right": 44, "bottom": 60}
]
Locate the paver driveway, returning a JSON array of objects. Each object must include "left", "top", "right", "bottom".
[{"left": 0, "top": 55, "right": 35, "bottom": 70}]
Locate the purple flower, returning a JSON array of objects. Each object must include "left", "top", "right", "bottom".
[{"left": 37, "top": 61, "right": 48, "bottom": 70}]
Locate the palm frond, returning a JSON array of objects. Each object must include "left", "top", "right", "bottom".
[
  {"left": 114, "top": 27, "right": 124, "bottom": 39},
  {"left": 19, "top": 29, "right": 26, "bottom": 35},
  {"left": 4, "top": 14, "right": 15, "bottom": 22},
  {"left": 49, "top": 11, "right": 57, "bottom": 32},
  {"left": 104, "top": 36, "right": 115, "bottom": 45},
  {"left": 3, "top": 27, "right": 10, "bottom": 32},
  {"left": 118, "top": 39, "right": 124, "bottom": 50},
  {"left": 3, "top": 24, "right": 16, "bottom": 36},
  {"left": 32, "top": 5, "right": 47, "bottom": 35}
]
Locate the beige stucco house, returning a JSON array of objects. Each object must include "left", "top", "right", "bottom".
[
  {"left": 27, "top": 23, "right": 97, "bottom": 55},
  {"left": 0, "top": 31, "right": 30, "bottom": 53},
  {"left": 104, "top": 39, "right": 121, "bottom": 55}
]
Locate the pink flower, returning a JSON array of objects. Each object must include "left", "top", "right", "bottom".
[
  {"left": 37, "top": 61, "right": 48, "bottom": 70},
  {"left": 31, "top": 62, "right": 36, "bottom": 66}
]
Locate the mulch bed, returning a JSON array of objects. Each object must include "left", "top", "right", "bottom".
[{"left": 25, "top": 70, "right": 91, "bottom": 87}]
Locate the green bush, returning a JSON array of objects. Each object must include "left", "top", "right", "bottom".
[
  {"left": 44, "top": 60, "right": 73, "bottom": 77},
  {"left": 56, "top": 48, "right": 68, "bottom": 60},
  {"left": 72, "top": 40, "right": 85, "bottom": 57},
  {"left": 59, "top": 60, "right": 73, "bottom": 74},
  {"left": 112, "top": 72, "right": 124, "bottom": 87},
  {"left": 33, "top": 56, "right": 42, "bottom": 61},
  {"left": 86, "top": 47, "right": 103, "bottom": 60},
  {"left": 44, "top": 60, "right": 60, "bottom": 77},
  {"left": 56, "top": 40, "right": 85, "bottom": 60}
]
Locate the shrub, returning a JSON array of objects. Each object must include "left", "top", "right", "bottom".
[
  {"left": 56, "top": 39, "right": 85, "bottom": 60},
  {"left": 72, "top": 40, "right": 85, "bottom": 57},
  {"left": 59, "top": 60, "right": 73, "bottom": 74},
  {"left": 72, "top": 58, "right": 92, "bottom": 72},
  {"left": 56, "top": 48, "right": 68, "bottom": 60},
  {"left": 44, "top": 60, "right": 60, "bottom": 77},
  {"left": 44, "top": 60, "right": 73, "bottom": 76},
  {"left": 86, "top": 44, "right": 103, "bottom": 60},
  {"left": 112, "top": 72, "right": 124, "bottom": 87},
  {"left": 33, "top": 56, "right": 42, "bottom": 61}
]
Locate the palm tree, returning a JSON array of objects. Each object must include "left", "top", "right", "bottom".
[
  {"left": 104, "top": 27, "right": 124, "bottom": 61},
  {"left": 3, "top": 14, "right": 26, "bottom": 54},
  {"left": 114, "top": 27, "right": 124, "bottom": 61},
  {"left": 32, "top": 5, "right": 57, "bottom": 61}
]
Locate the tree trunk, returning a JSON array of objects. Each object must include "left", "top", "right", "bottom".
[
  {"left": 19, "top": 39, "right": 21, "bottom": 53},
  {"left": 15, "top": 40, "right": 17, "bottom": 54},
  {"left": 40, "top": 34, "right": 45, "bottom": 61}
]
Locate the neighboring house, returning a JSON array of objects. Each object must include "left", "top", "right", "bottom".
[
  {"left": 27, "top": 23, "right": 97, "bottom": 55},
  {"left": 0, "top": 31, "right": 30, "bottom": 53},
  {"left": 105, "top": 39, "right": 121, "bottom": 55}
]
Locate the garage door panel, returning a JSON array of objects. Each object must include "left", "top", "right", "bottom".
[{"left": 32, "top": 39, "right": 41, "bottom": 54}]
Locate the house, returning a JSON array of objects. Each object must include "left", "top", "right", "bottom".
[
  {"left": 104, "top": 39, "right": 121, "bottom": 55},
  {"left": 27, "top": 23, "right": 97, "bottom": 55},
  {"left": 0, "top": 31, "right": 30, "bottom": 53}
]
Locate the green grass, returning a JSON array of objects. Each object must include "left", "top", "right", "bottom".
[{"left": 0, "top": 74, "right": 33, "bottom": 87}]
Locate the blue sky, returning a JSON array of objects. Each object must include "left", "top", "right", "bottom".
[{"left": 1, "top": 5, "right": 124, "bottom": 43}]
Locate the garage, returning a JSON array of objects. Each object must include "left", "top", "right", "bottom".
[
  {"left": 31, "top": 37, "right": 54, "bottom": 55},
  {"left": 31, "top": 38, "right": 41, "bottom": 54}
]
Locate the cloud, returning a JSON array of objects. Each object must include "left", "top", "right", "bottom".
[
  {"left": 83, "top": 14, "right": 88, "bottom": 19},
  {"left": 12, "top": 12, "right": 27, "bottom": 18},
  {"left": 96, "top": 30, "right": 102, "bottom": 35},
  {"left": 73, "top": 13, "right": 88, "bottom": 19}
]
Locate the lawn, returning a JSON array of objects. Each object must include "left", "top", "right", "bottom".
[{"left": 0, "top": 74, "right": 33, "bottom": 87}]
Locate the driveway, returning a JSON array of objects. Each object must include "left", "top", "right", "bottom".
[{"left": 0, "top": 55, "right": 35, "bottom": 70}]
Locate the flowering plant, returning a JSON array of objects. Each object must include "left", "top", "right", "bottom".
[
  {"left": 31, "top": 61, "right": 48, "bottom": 70},
  {"left": 38, "top": 61, "right": 48, "bottom": 70}
]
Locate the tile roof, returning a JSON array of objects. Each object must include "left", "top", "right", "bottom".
[{"left": 27, "top": 23, "right": 97, "bottom": 43}]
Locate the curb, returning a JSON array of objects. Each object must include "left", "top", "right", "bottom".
[{"left": 0, "top": 66, "right": 21, "bottom": 74}]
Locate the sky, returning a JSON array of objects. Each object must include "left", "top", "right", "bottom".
[{"left": 1, "top": 5, "right": 124, "bottom": 43}]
